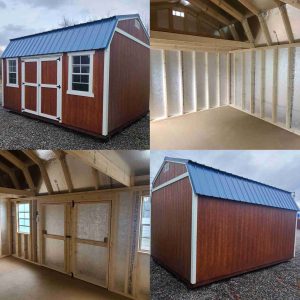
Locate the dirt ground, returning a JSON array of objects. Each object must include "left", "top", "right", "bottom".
[
  {"left": 151, "top": 230, "right": 300, "bottom": 299},
  {"left": 0, "top": 84, "right": 149, "bottom": 149}
]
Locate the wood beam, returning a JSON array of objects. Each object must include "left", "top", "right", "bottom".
[
  {"left": 286, "top": 47, "right": 294, "bottom": 128},
  {"left": 65, "top": 151, "right": 132, "bottom": 187},
  {"left": 188, "top": 0, "right": 231, "bottom": 25},
  {"left": 53, "top": 151, "right": 73, "bottom": 193},
  {"left": 208, "top": 0, "right": 244, "bottom": 22},
  {"left": 91, "top": 168, "right": 100, "bottom": 190},
  {"left": 260, "top": 49, "right": 266, "bottom": 118},
  {"left": 250, "top": 51, "right": 255, "bottom": 114},
  {"left": 272, "top": 48, "right": 279, "bottom": 123},
  {"left": 258, "top": 14, "right": 272, "bottom": 46},
  {"left": 242, "top": 19, "right": 255, "bottom": 44},
  {"left": 280, "top": 0, "right": 300, "bottom": 9},
  {"left": 0, "top": 151, "right": 35, "bottom": 191},
  {"left": 278, "top": 4, "right": 294, "bottom": 43},
  {"left": 22, "top": 150, "right": 53, "bottom": 195},
  {"left": 238, "top": 0, "right": 260, "bottom": 15},
  {"left": 151, "top": 31, "right": 254, "bottom": 51},
  {"left": 0, "top": 187, "right": 34, "bottom": 196},
  {"left": 229, "top": 24, "right": 240, "bottom": 41},
  {"left": 0, "top": 162, "right": 20, "bottom": 189}
]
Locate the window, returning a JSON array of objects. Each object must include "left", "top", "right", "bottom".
[
  {"left": 7, "top": 59, "right": 18, "bottom": 87},
  {"left": 18, "top": 203, "right": 30, "bottom": 234},
  {"left": 172, "top": 10, "right": 185, "bottom": 18},
  {"left": 134, "top": 19, "right": 141, "bottom": 30},
  {"left": 67, "top": 51, "right": 94, "bottom": 97},
  {"left": 139, "top": 196, "right": 150, "bottom": 252},
  {"left": 163, "top": 162, "right": 169, "bottom": 173}
]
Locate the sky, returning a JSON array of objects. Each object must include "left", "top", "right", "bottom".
[
  {"left": 0, "top": 0, "right": 149, "bottom": 54},
  {"left": 151, "top": 150, "right": 300, "bottom": 207}
]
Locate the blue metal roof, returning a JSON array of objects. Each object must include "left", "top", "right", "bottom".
[
  {"left": 164, "top": 157, "right": 299, "bottom": 211},
  {"left": 1, "top": 14, "right": 148, "bottom": 58}
]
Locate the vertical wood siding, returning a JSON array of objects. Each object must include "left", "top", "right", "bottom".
[
  {"left": 108, "top": 32, "right": 149, "bottom": 132},
  {"left": 3, "top": 58, "right": 22, "bottom": 112},
  {"left": 153, "top": 161, "right": 187, "bottom": 188},
  {"left": 25, "top": 86, "right": 37, "bottom": 111},
  {"left": 152, "top": 177, "right": 192, "bottom": 281},
  {"left": 41, "top": 61, "right": 57, "bottom": 85},
  {"left": 61, "top": 51, "right": 104, "bottom": 134},
  {"left": 41, "top": 88, "right": 57, "bottom": 116},
  {"left": 25, "top": 61, "right": 37, "bottom": 83},
  {"left": 117, "top": 19, "right": 149, "bottom": 45},
  {"left": 196, "top": 196, "right": 296, "bottom": 285}
]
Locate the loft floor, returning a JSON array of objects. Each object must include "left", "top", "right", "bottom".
[
  {"left": 151, "top": 106, "right": 300, "bottom": 150},
  {"left": 0, "top": 256, "right": 128, "bottom": 300}
]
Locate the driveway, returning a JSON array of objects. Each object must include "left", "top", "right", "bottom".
[
  {"left": 151, "top": 230, "right": 300, "bottom": 299},
  {"left": 0, "top": 84, "right": 149, "bottom": 149}
]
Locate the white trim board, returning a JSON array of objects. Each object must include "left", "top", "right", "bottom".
[
  {"left": 1, "top": 59, "right": 4, "bottom": 107},
  {"left": 102, "top": 46, "right": 111, "bottom": 136},
  {"left": 6, "top": 58, "right": 19, "bottom": 88},
  {"left": 190, "top": 192, "right": 198, "bottom": 284},
  {"left": 152, "top": 172, "right": 189, "bottom": 192},
  {"left": 115, "top": 28, "right": 150, "bottom": 49}
]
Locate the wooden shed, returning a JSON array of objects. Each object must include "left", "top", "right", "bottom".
[
  {"left": 0, "top": 150, "right": 150, "bottom": 299},
  {"left": 1, "top": 14, "right": 149, "bottom": 138},
  {"left": 151, "top": 157, "right": 299, "bottom": 288}
]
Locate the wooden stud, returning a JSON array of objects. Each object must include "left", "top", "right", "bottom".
[
  {"left": 250, "top": 51, "right": 256, "bottom": 114},
  {"left": 260, "top": 49, "right": 266, "bottom": 118},
  {"left": 258, "top": 14, "right": 272, "bottom": 46},
  {"left": 208, "top": 0, "right": 244, "bottom": 21},
  {"left": 162, "top": 49, "right": 168, "bottom": 118},
  {"left": 0, "top": 162, "right": 20, "bottom": 189},
  {"left": 227, "top": 53, "right": 231, "bottom": 104},
  {"left": 233, "top": 52, "right": 236, "bottom": 106},
  {"left": 280, "top": 0, "right": 300, "bottom": 9},
  {"left": 53, "top": 151, "right": 73, "bottom": 193},
  {"left": 286, "top": 47, "right": 294, "bottom": 128},
  {"left": 178, "top": 51, "right": 184, "bottom": 115},
  {"left": 229, "top": 24, "right": 240, "bottom": 41},
  {"left": 0, "top": 187, "right": 34, "bottom": 196},
  {"left": 23, "top": 150, "right": 53, "bottom": 194},
  {"left": 242, "top": 19, "right": 255, "bottom": 44},
  {"left": 272, "top": 48, "right": 279, "bottom": 123},
  {"left": 238, "top": 0, "right": 260, "bottom": 15},
  {"left": 205, "top": 52, "right": 210, "bottom": 109},
  {"left": 242, "top": 52, "right": 246, "bottom": 110},
  {"left": 91, "top": 168, "right": 100, "bottom": 190},
  {"left": 217, "top": 52, "right": 221, "bottom": 107},
  {"left": 192, "top": 51, "right": 197, "bottom": 112}
]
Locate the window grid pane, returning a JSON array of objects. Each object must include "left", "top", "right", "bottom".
[
  {"left": 18, "top": 203, "right": 30, "bottom": 234},
  {"left": 71, "top": 55, "right": 90, "bottom": 92},
  {"left": 139, "top": 196, "right": 151, "bottom": 252},
  {"left": 8, "top": 60, "right": 17, "bottom": 84}
]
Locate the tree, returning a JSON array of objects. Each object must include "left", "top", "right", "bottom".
[{"left": 59, "top": 16, "right": 77, "bottom": 28}]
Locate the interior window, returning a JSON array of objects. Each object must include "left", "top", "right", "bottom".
[
  {"left": 8, "top": 59, "right": 17, "bottom": 85},
  {"left": 18, "top": 203, "right": 30, "bottom": 234},
  {"left": 71, "top": 55, "right": 90, "bottom": 92},
  {"left": 139, "top": 196, "right": 150, "bottom": 252}
]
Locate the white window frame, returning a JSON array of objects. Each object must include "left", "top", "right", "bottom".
[
  {"left": 6, "top": 58, "right": 19, "bottom": 88},
  {"left": 17, "top": 202, "right": 31, "bottom": 235},
  {"left": 67, "top": 51, "right": 94, "bottom": 98},
  {"left": 138, "top": 195, "right": 151, "bottom": 253}
]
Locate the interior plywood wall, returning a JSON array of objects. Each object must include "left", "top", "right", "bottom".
[
  {"left": 231, "top": 46, "right": 300, "bottom": 133},
  {"left": 150, "top": 49, "right": 230, "bottom": 120},
  {"left": 0, "top": 199, "right": 10, "bottom": 257}
]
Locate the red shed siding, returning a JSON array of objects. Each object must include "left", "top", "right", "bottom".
[
  {"left": 3, "top": 58, "right": 22, "bottom": 112},
  {"left": 151, "top": 177, "right": 192, "bottom": 282},
  {"left": 153, "top": 161, "right": 187, "bottom": 188},
  {"left": 196, "top": 196, "right": 296, "bottom": 285},
  {"left": 61, "top": 51, "right": 104, "bottom": 134},
  {"left": 297, "top": 219, "right": 300, "bottom": 230},
  {"left": 108, "top": 32, "right": 149, "bottom": 133},
  {"left": 117, "top": 19, "right": 149, "bottom": 44}
]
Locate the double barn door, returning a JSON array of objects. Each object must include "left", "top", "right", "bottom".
[
  {"left": 21, "top": 55, "right": 62, "bottom": 121},
  {"left": 39, "top": 201, "right": 110, "bottom": 288}
]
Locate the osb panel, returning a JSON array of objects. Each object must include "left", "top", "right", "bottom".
[{"left": 197, "top": 196, "right": 296, "bottom": 284}]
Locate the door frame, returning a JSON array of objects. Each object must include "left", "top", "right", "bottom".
[
  {"left": 21, "top": 54, "right": 62, "bottom": 122},
  {"left": 38, "top": 199, "right": 112, "bottom": 287}
]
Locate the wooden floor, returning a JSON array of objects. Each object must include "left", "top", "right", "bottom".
[
  {"left": 0, "top": 256, "right": 128, "bottom": 300},
  {"left": 151, "top": 106, "right": 300, "bottom": 150}
]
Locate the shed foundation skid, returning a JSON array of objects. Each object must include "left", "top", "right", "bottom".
[
  {"left": 1, "top": 15, "right": 149, "bottom": 138},
  {"left": 151, "top": 157, "right": 298, "bottom": 287}
]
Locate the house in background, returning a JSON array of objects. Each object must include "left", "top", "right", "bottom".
[
  {"left": 1, "top": 14, "right": 149, "bottom": 138},
  {"left": 151, "top": 157, "right": 299, "bottom": 288}
]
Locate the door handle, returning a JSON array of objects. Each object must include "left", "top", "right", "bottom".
[{"left": 57, "top": 85, "right": 61, "bottom": 89}]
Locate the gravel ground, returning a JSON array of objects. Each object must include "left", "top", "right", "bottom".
[
  {"left": 151, "top": 230, "right": 300, "bottom": 300},
  {"left": 0, "top": 85, "right": 149, "bottom": 149}
]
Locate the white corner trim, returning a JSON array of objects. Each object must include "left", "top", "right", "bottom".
[
  {"left": 102, "top": 46, "right": 110, "bottom": 136},
  {"left": 152, "top": 172, "right": 189, "bottom": 192},
  {"left": 1, "top": 59, "right": 4, "bottom": 107},
  {"left": 190, "top": 192, "right": 198, "bottom": 284},
  {"left": 294, "top": 213, "right": 298, "bottom": 258},
  {"left": 115, "top": 27, "right": 150, "bottom": 49}
]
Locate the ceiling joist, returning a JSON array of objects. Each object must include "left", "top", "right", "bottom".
[
  {"left": 280, "top": 0, "right": 300, "bottom": 9},
  {"left": 0, "top": 161, "right": 20, "bottom": 189}
]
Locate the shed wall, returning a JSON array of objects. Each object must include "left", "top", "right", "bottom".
[
  {"left": 117, "top": 19, "right": 149, "bottom": 44},
  {"left": 108, "top": 32, "right": 149, "bottom": 132},
  {"left": 151, "top": 177, "right": 192, "bottom": 282},
  {"left": 196, "top": 196, "right": 296, "bottom": 285},
  {"left": 153, "top": 161, "right": 187, "bottom": 188},
  {"left": 3, "top": 58, "right": 22, "bottom": 111},
  {"left": 62, "top": 51, "right": 104, "bottom": 134}
]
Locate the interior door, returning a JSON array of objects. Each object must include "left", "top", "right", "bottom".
[
  {"left": 22, "top": 56, "right": 62, "bottom": 121},
  {"left": 39, "top": 57, "right": 62, "bottom": 120},
  {"left": 22, "top": 59, "right": 38, "bottom": 114},
  {"left": 72, "top": 201, "right": 111, "bottom": 287},
  {"left": 40, "top": 203, "right": 71, "bottom": 274}
]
